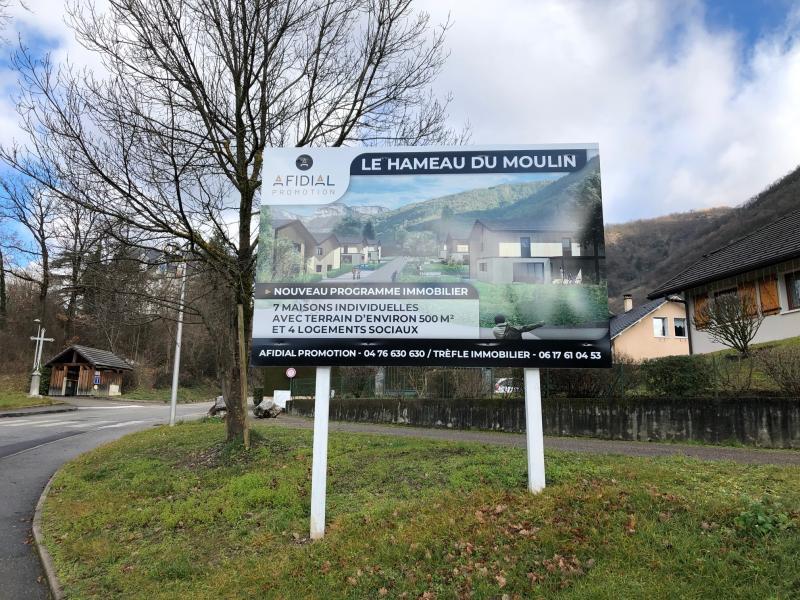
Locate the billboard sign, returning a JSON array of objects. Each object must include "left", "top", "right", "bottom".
[{"left": 252, "top": 145, "right": 610, "bottom": 368}]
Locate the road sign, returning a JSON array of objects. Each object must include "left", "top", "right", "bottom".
[{"left": 285, "top": 367, "right": 297, "bottom": 379}]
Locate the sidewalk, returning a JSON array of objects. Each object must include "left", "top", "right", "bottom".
[
  {"left": 260, "top": 414, "right": 800, "bottom": 466},
  {"left": 0, "top": 404, "right": 76, "bottom": 419}
]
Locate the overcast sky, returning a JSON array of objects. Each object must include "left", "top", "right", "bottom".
[{"left": 2, "top": 0, "right": 800, "bottom": 224}]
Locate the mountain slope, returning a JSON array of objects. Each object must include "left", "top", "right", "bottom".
[{"left": 606, "top": 164, "right": 800, "bottom": 311}]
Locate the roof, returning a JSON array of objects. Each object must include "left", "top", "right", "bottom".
[
  {"left": 309, "top": 231, "right": 338, "bottom": 245},
  {"left": 609, "top": 297, "right": 668, "bottom": 339},
  {"left": 649, "top": 209, "right": 800, "bottom": 298},
  {"left": 45, "top": 345, "right": 133, "bottom": 370}
]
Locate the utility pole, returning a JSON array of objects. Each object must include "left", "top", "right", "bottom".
[{"left": 169, "top": 261, "right": 187, "bottom": 426}]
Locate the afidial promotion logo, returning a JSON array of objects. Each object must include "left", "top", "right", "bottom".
[{"left": 272, "top": 154, "right": 335, "bottom": 196}]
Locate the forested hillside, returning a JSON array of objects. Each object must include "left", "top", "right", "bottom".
[{"left": 606, "top": 164, "right": 800, "bottom": 311}]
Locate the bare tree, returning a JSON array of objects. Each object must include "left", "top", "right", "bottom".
[
  {"left": 2, "top": 0, "right": 460, "bottom": 442},
  {"left": 694, "top": 290, "right": 765, "bottom": 357},
  {"left": 1, "top": 0, "right": 460, "bottom": 443},
  {"left": 0, "top": 179, "right": 57, "bottom": 318}
]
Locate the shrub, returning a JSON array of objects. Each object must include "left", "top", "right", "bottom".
[
  {"left": 708, "top": 354, "right": 754, "bottom": 396},
  {"left": 542, "top": 354, "right": 639, "bottom": 399},
  {"left": 756, "top": 346, "right": 800, "bottom": 396},
  {"left": 640, "top": 355, "right": 712, "bottom": 397}
]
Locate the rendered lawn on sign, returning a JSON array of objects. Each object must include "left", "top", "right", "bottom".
[{"left": 41, "top": 422, "right": 800, "bottom": 599}]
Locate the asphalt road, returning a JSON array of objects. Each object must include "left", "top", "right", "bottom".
[{"left": 0, "top": 398, "right": 208, "bottom": 600}]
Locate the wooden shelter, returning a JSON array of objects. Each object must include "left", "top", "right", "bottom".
[{"left": 45, "top": 345, "right": 132, "bottom": 397}]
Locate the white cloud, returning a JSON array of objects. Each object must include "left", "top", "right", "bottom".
[
  {"left": 419, "top": 0, "right": 800, "bottom": 222},
  {"left": 3, "top": 0, "right": 800, "bottom": 224}
]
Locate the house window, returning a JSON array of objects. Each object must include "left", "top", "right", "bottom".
[
  {"left": 520, "top": 237, "right": 531, "bottom": 258},
  {"left": 347, "top": 246, "right": 359, "bottom": 254},
  {"left": 326, "top": 265, "right": 332, "bottom": 272},
  {"left": 674, "top": 318, "right": 687, "bottom": 337},
  {"left": 315, "top": 265, "right": 322, "bottom": 273},
  {"left": 342, "top": 255, "right": 352, "bottom": 264},
  {"left": 479, "top": 262, "right": 487, "bottom": 272},
  {"left": 786, "top": 271, "right": 800, "bottom": 310},
  {"left": 316, "top": 247, "right": 323, "bottom": 256},
  {"left": 653, "top": 317, "right": 667, "bottom": 337},
  {"left": 456, "top": 244, "right": 469, "bottom": 253},
  {"left": 292, "top": 242, "right": 301, "bottom": 253}
]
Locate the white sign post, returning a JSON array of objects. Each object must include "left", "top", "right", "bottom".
[
  {"left": 524, "top": 368, "right": 546, "bottom": 493},
  {"left": 309, "top": 366, "right": 332, "bottom": 539}
]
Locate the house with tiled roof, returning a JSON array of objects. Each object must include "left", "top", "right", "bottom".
[
  {"left": 610, "top": 295, "right": 689, "bottom": 360},
  {"left": 649, "top": 209, "right": 800, "bottom": 353}
]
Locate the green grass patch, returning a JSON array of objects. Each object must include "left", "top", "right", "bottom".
[
  {"left": 41, "top": 422, "right": 800, "bottom": 599},
  {"left": 0, "top": 373, "right": 59, "bottom": 409},
  {"left": 122, "top": 385, "right": 217, "bottom": 404}
]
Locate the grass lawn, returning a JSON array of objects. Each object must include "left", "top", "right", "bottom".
[
  {"left": 122, "top": 385, "right": 217, "bottom": 404},
  {"left": 42, "top": 422, "right": 799, "bottom": 599},
  {"left": 0, "top": 374, "right": 59, "bottom": 410}
]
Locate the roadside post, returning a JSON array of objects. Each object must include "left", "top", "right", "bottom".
[
  {"left": 251, "top": 145, "right": 612, "bottom": 539},
  {"left": 309, "top": 366, "right": 331, "bottom": 539}
]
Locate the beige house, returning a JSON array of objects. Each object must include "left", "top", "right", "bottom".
[
  {"left": 311, "top": 232, "right": 342, "bottom": 275},
  {"left": 468, "top": 219, "right": 602, "bottom": 284},
  {"left": 610, "top": 295, "right": 690, "bottom": 360},
  {"left": 274, "top": 220, "right": 316, "bottom": 273},
  {"left": 649, "top": 210, "right": 800, "bottom": 354}
]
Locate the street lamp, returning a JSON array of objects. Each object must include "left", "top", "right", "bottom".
[{"left": 167, "top": 247, "right": 188, "bottom": 426}]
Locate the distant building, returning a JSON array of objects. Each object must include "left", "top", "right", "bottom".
[
  {"left": 467, "top": 219, "right": 602, "bottom": 284},
  {"left": 611, "top": 295, "right": 689, "bottom": 360},
  {"left": 45, "top": 345, "right": 132, "bottom": 397},
  {"left": 649, "top": 210, "right": 800, "bottom": 353}
]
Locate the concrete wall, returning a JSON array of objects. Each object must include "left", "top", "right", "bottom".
[
  {"left": 612, "top": 301, "right": 690, "bottom": 360},
  {"left": 286, "top": 396, "right": 800, "bottom": 448}
]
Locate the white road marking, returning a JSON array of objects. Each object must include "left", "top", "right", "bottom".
[
  {"left": 1, "top": 419, "right": 62, "bottom": 427},
  {"left": 35, "top": 421, "right": 77, "bottom": 428},
  {"left": 64, "top": 421, "right": 111, "bottom": 428},
  {"left": 96, "top": 420, "right": 147, "bottom": 429},
  {"left": 0, "top": 420, "right": 37, "bottom": 426},
  {"left": 77, "top": 405, "right": 145, "bottom": 410}
]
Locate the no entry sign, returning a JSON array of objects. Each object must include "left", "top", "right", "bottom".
[{"left": 252, "top": 144, "right": 610, "bottom": 368}]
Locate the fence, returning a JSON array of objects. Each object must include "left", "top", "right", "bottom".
[
  {"left": 285, "top": 395, "right": 800, "bottom": 448},
  {"left": 277, "top": 354, "right": 794, "bottom": 402}
]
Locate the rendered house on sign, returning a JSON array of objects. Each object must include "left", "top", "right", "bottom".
[
  {"left": 274, "top": 219, "right": 381, "bottom": 275},
  {"left": 649, "top": 209, "right": 800, "bottom": 353},
  {"left": 468, "top": 219, "right": 602, "bottom": 284},
  {"left": 445, "top": 233, "right": 470, "bottom": 264}
]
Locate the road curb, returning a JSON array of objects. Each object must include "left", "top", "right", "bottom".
[
  {"left": 32, "top": 470, "right": 65, "bottom": 600},
  {"left": 0, "top": 405, "right": 77, "bottom": 418}
]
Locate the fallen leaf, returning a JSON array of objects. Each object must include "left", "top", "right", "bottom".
[{"left": 496, "top": 574, "right": 507, "bottom": 588}]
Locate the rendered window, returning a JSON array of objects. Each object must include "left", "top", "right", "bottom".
[
  {"left": 674, "top": 318, "right": 687, "bottom": 337},
  {"left": 456, "top": 244, "right": 469, "bottom": 253},
  {"left": 347, "top": 246, "right": 359, "bottom": 254},
  {"left": 786, "top": 270, "right": 800, "bottom": 310},
  {"left": 316, "top": 247, "right": 323, "bottom": 256},
  {"left": 315, "top": 265, "right": 322, "bottom": 273},
  {"left": 499, "top": 242, "right": 520, "bottom": 257},
  {"left": 326, "top": 265, "right": 332, "bottom": 272},
  {"left": 562, "top": 238, "right": 571, "bottom": 252},
  {"left": 653, "top": 317, "right": 667, "bottom": 337},
  {"left": 520, "top": 237, "right": 531, "bottom": 258},
  {"left": 479, "top": 262, "right": 487, "bottom": 272}
]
